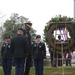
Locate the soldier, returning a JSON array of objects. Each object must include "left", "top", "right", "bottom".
[
  {"left": 23, "top": 23, "right": 32, "bottom": 75},
  {"left": 32, "top": 35, "right": 46, "bottom": 75},
  {"left": 11, "top": 28, "right": 28, "bottom": 75},
  {"left": 1, "top": 35, "right": 12, "bottom": 75}
]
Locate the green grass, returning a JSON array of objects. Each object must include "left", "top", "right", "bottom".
[{"left": 0, "top": 66, "right": 75, "bottom": 75}]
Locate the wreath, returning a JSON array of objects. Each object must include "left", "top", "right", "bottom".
[{"left": 43, "top": 15, "right": 75, "bottom": 53}]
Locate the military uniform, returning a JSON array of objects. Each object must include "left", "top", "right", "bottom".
[
  {"left": 32, "top": 35, "right": 46, "bottom": 75},
  {"left": 1, "top": 36, "right": 12, "bottom": 75},
  {"left": 23, "top": 29, "right": 32, "bottom": 75},
  {"left": 23, "top": 23, "right": 32, "bottom": 75},
  {"left": 32, "top": 42, "right": 46, "bottom": 59},
  {"left": 11, "top": 34, "right": 28, "bottom": 58},
  {"left": 11, "top": 29, "right": 28, "bottom": 75}
]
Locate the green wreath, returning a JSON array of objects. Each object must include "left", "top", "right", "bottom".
[{"left": 44, "top": 15, "right": 75, "bottom": 53}]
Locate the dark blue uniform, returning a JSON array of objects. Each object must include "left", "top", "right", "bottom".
[
  {"left": 11, "top": 34, "right": 28, "bottom": 75},
  {"left": 32, "top": 42, "right": 46, "bottom": 75},
  {"left": 1, "top": 42, "right": 12, "bottom": 75},
  {"left": 23, "top": 29, "right": 32, "bottom": 75}
]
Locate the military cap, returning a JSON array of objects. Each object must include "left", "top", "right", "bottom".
[
  {"left": 36, "top": 35, "right": 41, "bottom": 39},
  {"left": 25, "top": 22, "right": 32, "bottom": 28},
  {"left": 5, "top": 35, "right": 11, "bottom": 39}
]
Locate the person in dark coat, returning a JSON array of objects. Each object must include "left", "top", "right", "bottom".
[
  {"left": 23, "top": 23, "right": 32, "bottom": 75},
  {"left": 1, "top": 35, "right": 12, "bottom": 75},
  {"left": 11, "top": 28, "right": 28, "bottom": 75},
  {"left": 32, "top": 35, "right": 46, "bottom": 75},
  {"left": 57, "top": 35, "right": 62, "bottom": 66},
  {"left": 65, "top": 51, "right": 72, "bottom": 66},
  {"left": 58, "top": 53, "right": 62, "bottom": 66}
]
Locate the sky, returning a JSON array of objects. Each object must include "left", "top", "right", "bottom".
[{"left": 0, "top": 0, "right": 74, "bottom": 36}]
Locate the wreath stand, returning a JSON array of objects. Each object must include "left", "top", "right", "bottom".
[
  {"left": 52, "top": 41, "right": 73, "bottom": 75},
  {"left": 52, "top": 23, "right": 73, "bottom": 75}
]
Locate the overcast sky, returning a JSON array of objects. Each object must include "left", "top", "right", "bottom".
[{"left": 0, "top": 0, "right": 74, "bottom": 35}]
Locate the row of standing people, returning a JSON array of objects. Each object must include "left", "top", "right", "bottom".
[
  {"left": 1, "top": 23, "right": 46, "bottom": 75},
  {"left": 50, "top": 51, "right": 73, "bottom": 67}
]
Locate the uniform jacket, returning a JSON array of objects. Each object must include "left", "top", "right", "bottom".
[
  {"left": 23, "top": 29, "right": 32, "bottom": 55},
  {"left": 32, "top": 42, "right": 46, "bottom": 59},
  {"left": 1, "top": 42, "right": 12, "bottom": 59},
  {"left": 11, "top": 34, "right": 28, "bottom": 58}
]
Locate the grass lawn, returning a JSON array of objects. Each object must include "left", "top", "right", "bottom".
[{"left": 0, "top": 66, "right": 75, "bottom": 75}]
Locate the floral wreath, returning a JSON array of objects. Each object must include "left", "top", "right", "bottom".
[{"left": 43, "top": 15, "right": 75, "bottom": 53}]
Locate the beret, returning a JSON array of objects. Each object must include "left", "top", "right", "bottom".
[
  {"left": 36, "top": 35, "right": 41, "bottom": 39},
  {"left": 5, "top": 35, "right": 11, "bottom": 39},
  {"left": 18, "top": 28, "right": 24, "bottom": 32}
]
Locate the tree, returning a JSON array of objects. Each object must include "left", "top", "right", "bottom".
[
  {"left": 0, "top": 13, "right": 37, "bottom": 65},
  {"left": 30, "top": 28, "right": 37, "bottom": 41},
  {"left": 2, "top": 13, "right": 37, "bottom": 40}
]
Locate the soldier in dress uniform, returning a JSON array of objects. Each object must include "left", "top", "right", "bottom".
[
  {"left": 23, "top": 22, "right": 32, "bottom": 75},
  {"left": 32, "top": 35, "right": 46, "bottom": 75},
  {"left": 1, "top": 35, "right": 12, "bottom": 75},
  {"left": 11, "top": 28, "right": 28, "bottom": 75}
]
